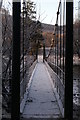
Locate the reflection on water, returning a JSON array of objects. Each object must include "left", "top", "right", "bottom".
[{"left": 73, "top": 65, "right": 80, "bottom": 106}]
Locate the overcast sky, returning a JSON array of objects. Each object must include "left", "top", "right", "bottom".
[
  {"left": 2, "top": 0, "right": 79, "bottom": 25},
  {"left": 32, "top": 0, "right": 61, "bottom": 25},
  {"left": 32, "top": 0, "right": 79, "bottom": 25}
]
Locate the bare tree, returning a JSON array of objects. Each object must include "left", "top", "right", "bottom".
[{"left": 2, "top": 3, "right": 12, "bottom": 115}]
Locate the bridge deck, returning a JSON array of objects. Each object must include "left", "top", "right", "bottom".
[{"left": 22, "top": 56, "right": 62, "bottom": 119}]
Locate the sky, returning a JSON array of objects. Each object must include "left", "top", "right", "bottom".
[
  {"left": 2, "top": 0, "right": 79, "bottom": 25},
  {"left": 32, "top": 0, "right": 79, "bottom": 25},
  {"left": 32, "top": 0, "right": 60, "bottom": 25},
  {"left": 32, "top": 0, "right": 59, "bottom": 25}
]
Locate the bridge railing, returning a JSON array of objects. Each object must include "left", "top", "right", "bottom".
[
  {"left": 45, "top": 0, "right": 66, "bottom": 109},
  {"left": 20, "top": 1, "right": 37, "bottom": 103},
  {"left": 20, "top": 54, "right": 36, "bottom": 102},
  {"left": 2, "top": 1, "right": 37, "bottom": 117}
]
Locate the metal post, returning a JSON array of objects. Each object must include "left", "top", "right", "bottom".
[
  {"left": 22, "top": 1, "right": 25, "bottom": 98},
  {"left": 63, "top": 0, "right": 65, "bottom": 83},
  {"left": 0, "top": 6, "right": 2, "bottom": 120},
  {"left": 57, "top": 23, "right": 58, "bottom": 75},
  {"left": 60, "top": 1, "right": 62, "bottom": 78},
  {"left": 43, "top": 42, "right": 45, "bottom": 62},
  {"left": 12, "top": 1, "right": 21, "bottom": 119},
  {"left": 65, "top": 1, "right": 73, "bottom": 120},
  {"left": 55, "top": 25, "right": 57, "bottom": 72},
  {"left": 36, "top": 40, "right": 38, "bottom": 60},
  {"left": 78, "top": 1, "right": 80, "bottom": 58}
]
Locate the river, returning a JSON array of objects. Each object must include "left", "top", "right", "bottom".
[
  {"left": 73, "top": 65, "right": 80, "bottom": 106},
  {"left": 73, "top": 65, "right": 80, "bottom": 119}
]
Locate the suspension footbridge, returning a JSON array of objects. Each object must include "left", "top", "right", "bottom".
[{"left": 2, "top": 0, "right": 80, "bottom": 120}]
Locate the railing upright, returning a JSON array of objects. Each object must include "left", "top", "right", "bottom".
[
  {"left": 60, "top": 1, "right": 62, "bottom": 79},
  {"left": 63, "top": 0, "right": 65, "bottom": 83}
]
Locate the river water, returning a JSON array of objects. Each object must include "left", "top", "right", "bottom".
[
  {"left": 73, "top": 65, "right": 80, "bottom": 119},
  {"left": 73, "top": 65, "right": 80, "bottom": 106}
]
